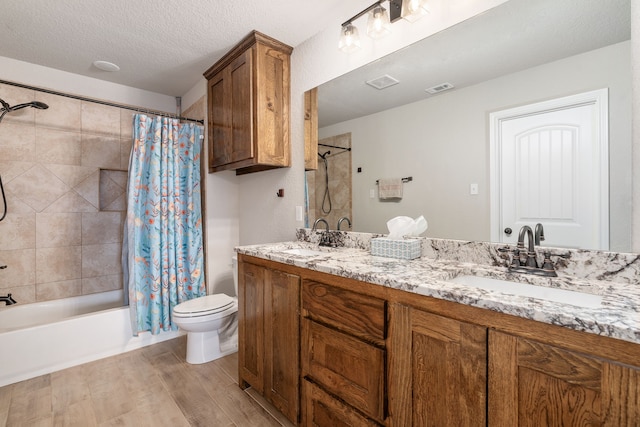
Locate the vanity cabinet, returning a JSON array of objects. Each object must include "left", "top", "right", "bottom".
[
  {"left": 301, "top": 280, "right": 387, "bottom": 425},
  {"left": 237, "top": 259, "right": 300, "bottom": 424},
  {"left": 388, "top": 303, "right": 487, "bottom": 426},
  {"left": 204, "top": 31, "right": 292, "bottom": 175},
  {"left": 489, "top": 330, "right": 640, "bottom": 425}
]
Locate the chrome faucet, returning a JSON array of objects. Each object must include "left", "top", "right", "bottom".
[
  {"left": 509, "top": 225, "right": 557, "bottom": 277},
  {"left": 337, "top": 217, "right": 351, "bottom": 231},
  {"left": 0, "top": 293, "right": 16, "bottom": 305},
  {"left": 312, "top": 218, "right": 329, "bottom": 232},
  {"left": 534, "top": 223, "right": 545, "bottom": 246}
]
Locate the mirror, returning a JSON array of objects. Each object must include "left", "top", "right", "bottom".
[{"left": 307, "top": 0, "right": 632, "bottom": 251}]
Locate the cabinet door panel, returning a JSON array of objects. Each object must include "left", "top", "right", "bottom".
[
  {"left": 208, "top": 70, "right": 230, "bottom": 168},
  {"left": 302, "top": 380, "right": 381, "bottom": 427},
  {"left": 264, "top": 268, "right": 300, "bottom": 424},
  {"left": 388, "top": 303, "right": 486, "bottom": 427},
  {"left": 303, "top": 319, "right": 385, "bottom": 422},
  {"left": 238, "top": 262, "right": 264, "bottom": 392},
  {"left": 229, "top": 49, "right": 253, "bottom": 163},
  {"left": 489, "top": 330, "right": 640, "bottom": 426}
]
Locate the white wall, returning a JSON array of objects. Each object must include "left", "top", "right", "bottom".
[
  {"left": 319, "top": 41, "right": 632, "bottom": 251},
  {"left": 632, "top": 0, "right": 640, "bottom": 252}
]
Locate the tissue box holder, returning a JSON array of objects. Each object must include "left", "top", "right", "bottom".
[{"left": 371, "top": 237, "right": 421, "bottom": 260}]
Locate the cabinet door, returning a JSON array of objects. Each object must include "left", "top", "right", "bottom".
[
  {"left": 264, "top": 268, "right": 300, "bottom": 423},
  {"left": 388, "top": 303, "right": 487, "bottom": 427},
  {"left": 489, "top": 330, "right": 640, "bottom": 426},
  {"left": 208, "top": 49, "right": 253, "bottom": 169},
  {"left": 238, "top": 262, "right": 264, "bottom": 393}
]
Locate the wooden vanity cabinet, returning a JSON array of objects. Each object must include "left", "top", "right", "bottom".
[
  {"left": 237, "top": 258, "right": 300, "bottom": 424},
  {"left": 388, "top": 303, "right": 487, "bottom": 427},
  {"left": 204, "top": 31, "right": 292, "bottom": 175},
  {"left": 489, "top": 330, "right": 640, "bottom": 425},
  {"left": 301, "top": 280, "right": 387, "bottom": 426}
]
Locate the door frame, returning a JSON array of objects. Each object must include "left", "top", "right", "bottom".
[{"left": 489, "top": 89, "right": 609, "bottom": 248}]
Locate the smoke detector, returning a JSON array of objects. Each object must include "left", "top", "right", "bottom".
[
  {"left": 366, "top": 74, "right": 400, "bottom": 90},
  {"left": 425, "top": 82, "right": 454, "bottom": 94}
]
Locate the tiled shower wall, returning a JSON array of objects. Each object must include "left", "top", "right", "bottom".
[
  {"left": 307, "top": 132, "right": 352, "bottom": 229},
  {"left": 0, "top": 82, "right": 138, "bottom": 304}
]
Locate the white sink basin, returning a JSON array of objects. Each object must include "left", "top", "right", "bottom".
[
  {"left": 280, "top": 248, "right": 327, "bottom": 257},
  {"left": 449, "top": 275, "right": 602, "bottom": 308}
]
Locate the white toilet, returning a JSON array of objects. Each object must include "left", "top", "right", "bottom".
[{"left": 172, "top": 257, "right": 239, "bottom": 364}]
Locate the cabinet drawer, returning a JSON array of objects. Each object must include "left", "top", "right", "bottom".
[
  {"left": 302, "top": 380, "right": 382, "bottom": 427},
  {"left": 302, "top": 280, "right": 385, "bottom": 342},
  {"left": 303, "top": 319, "right": 385, "bottom": 422}
]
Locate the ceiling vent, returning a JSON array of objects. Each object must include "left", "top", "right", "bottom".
[
  {"left": 366, "top": 74, "right": 400, "bottom": 90},
  {"left": 426, "top": 82, "right": 454, "bottom": 94}
]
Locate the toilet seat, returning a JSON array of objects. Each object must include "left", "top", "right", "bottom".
[{"left": 173, "top": 294, "right": 236, "bottom": 318}]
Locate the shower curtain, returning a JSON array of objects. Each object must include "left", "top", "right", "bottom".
[{"left": 123, "top": 114, "right": 206, "bottom": 335}]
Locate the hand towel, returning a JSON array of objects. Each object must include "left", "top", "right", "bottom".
[{"left": 378, "top": 178, "right": 403, "bottom": 199}]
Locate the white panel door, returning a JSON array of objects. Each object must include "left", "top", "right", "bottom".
[{"left": 490, "top": 89, "right": 608, "bottom": 250}]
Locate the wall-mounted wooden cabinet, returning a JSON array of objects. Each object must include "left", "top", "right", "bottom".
[{"left": 204, "top": 31, "right": 292, "bottom": 175}]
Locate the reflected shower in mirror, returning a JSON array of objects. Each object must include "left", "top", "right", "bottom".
[{"left": 310, "top": 0, "right": 631, "bottom": 251}]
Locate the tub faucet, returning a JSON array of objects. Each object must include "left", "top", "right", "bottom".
[
  {"left": 337, "top": 217, "right": 351, "bottom": 230},
  {"left": 0, "top": 293, "right": 16, "bottom": 305}
]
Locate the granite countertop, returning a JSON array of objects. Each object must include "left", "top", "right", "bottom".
[{"left": 236, "top": 240, "right": 640, "bottom": 346}]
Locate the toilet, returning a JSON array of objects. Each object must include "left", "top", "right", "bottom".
[{"left": 172, "top": 257, "right": 239, "bottom": 364}]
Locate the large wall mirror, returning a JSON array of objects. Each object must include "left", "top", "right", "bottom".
[{"left": 306, "top": 0, "right": 631, "bottom": 252}]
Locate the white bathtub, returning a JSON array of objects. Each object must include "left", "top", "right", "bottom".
[{"left": 0, "top": 290, "right": 184, "bottom": 387}]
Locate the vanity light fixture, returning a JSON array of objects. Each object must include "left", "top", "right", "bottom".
[{"left": 339, "top": 0, "right": 430, "bottom": 52}]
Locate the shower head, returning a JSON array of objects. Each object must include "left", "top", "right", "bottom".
[
  {"left": 0, "top": 98, "right": 49, "bottom": 123},
  {"left": 8, "top": 101, "right": 49, "bottom": 111},
  {"left": 318, "top": 150, "right": 331, "bottom": 159}
]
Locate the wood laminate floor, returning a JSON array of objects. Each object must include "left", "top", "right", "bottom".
[{"left": 0, "top": 336, "right": 294, "bottom": 427}]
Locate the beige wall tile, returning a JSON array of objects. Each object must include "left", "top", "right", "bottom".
[
  {"left": 120, "top": 138, "right": 133, "bottom": 170},
  {"left": 0, "top": 213, "right": 35, "bottom": 250},
  {"left": 44, "top": 191, "right": 99, "bottom": 213},
  {"left": 73, "top": 171, "right": 100, "bottom": 209},
  {"left": 82, "top": 243, "right": 122, "bottom": 278},
  {"left": 0, "top": 249, "right": 36, "bottom": 289},
  {"left": 99, "top": 170, "right": 126, "bottom": 210},
  {"left": 9, "top": 165, "right": 70, "bottom": 212},
  {"left": 36, "top": 246, "right": 82, "bottom": 284},
  {"left": 82, "top": 212, "right": 124, "bottom": 245},
  {"left": 82, "top": 274, "right": 122, "bottom": 294},
  {"left": 120, "top": 110, "right": 135, "bottom": 140},
  {"left": 0, "top": 122, "right": 36, "bottom": 162},
  {"left": 36, "top": 279, "right": 82, "bottom": 301},
  {"left": 44, "top": 164, "right": 97, "bottom": 188},
  {"left": 4, "top": 188, "right": 36, "bottom": 214},
  {"left": 81, "top": 135, "right": 121, "bottom": 169},
  {"left": 103, "top": 194, "right": 126, "bottom": 212},
  {"left": 35, "top": 92, "right": 81, "bottom": 132},
  {"left": 36, "top": 213, "right": 82, "bottom": 248},
  {"left": 82, "top": 102, "right": 120, "bottom": 136},
  {"left": 0, "top": 161, "right": 35, "bottom": 182},
  {"left": 36, "top": 128, "right": 81, "bottom": 165}
]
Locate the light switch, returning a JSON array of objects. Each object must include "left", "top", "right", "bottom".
[
  {"left": 370, "top": 189, "right": 375, "bottom": 198},
  {"left": 295, "top": 205, "right": 304, "bottom": 221},
  {"left": 470, "top": 183, "right": 478, "bottom": 195}
]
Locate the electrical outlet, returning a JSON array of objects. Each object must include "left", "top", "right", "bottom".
[{"left": 370, "top": 189, "right": 375, "bottom": 198}]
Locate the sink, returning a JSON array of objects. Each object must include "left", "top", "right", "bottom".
[
  {"left": 448, "top": 275, "right": 602, "bottom": 308},
  {"left": 280, "top": 248, "right": 327, "bottom": 257}
]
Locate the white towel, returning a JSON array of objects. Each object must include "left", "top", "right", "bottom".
[{"left": 378, "top": 178, "right": 403, "bottom": 199}]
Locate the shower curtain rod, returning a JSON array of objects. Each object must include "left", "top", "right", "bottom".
[{"left": 0, "top": 79, "right": 204, "bottom": 124}]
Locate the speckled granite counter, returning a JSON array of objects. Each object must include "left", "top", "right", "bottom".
[{"left": 236, "top": 233, "right": 640, "bottom": 346}]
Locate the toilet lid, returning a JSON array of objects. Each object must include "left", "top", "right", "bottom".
[{"left": 173, "top": 294, "right": 235, "bottom": 316}]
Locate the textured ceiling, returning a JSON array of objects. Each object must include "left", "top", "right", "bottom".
[
  {"left": 318, "top": 0, "right": 631, "bottom": 127},
  {"left": 0, "top": 0, "right": 373, "bottom": 96}
]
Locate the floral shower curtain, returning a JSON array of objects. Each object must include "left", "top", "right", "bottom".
[{"left": 123, "top": 114, "right": 206, "bottom": 335}]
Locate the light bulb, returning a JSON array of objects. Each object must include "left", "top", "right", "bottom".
[
  {"left": 401, "top": 0, "right": 430, "bottom": 22},
  {"left": 339, "top": 23, "right": 361, "bottom": 53},
  {"left": 367, "top": 5, "right": 391, "bottom": 39}
]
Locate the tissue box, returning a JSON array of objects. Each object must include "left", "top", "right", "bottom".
[{"left": 371, "top": 237, "right": 422, "bottom": 260}]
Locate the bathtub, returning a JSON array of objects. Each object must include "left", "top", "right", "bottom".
[{"left": 0, "top": 290, "right": 184, "bottom": 387}]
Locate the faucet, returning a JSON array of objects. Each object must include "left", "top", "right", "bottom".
[
  {"left": 337, "top": 217, "right": 351, "bottom": 231},
  {"left": 0, "top": 293, "right": 16, "bottom": 305},
  {"left": 312, "top": 218, "right": 329, "bottom": 232},
  {"left": 509, "top": 225, "right": 557, "bottom": 277},
  {"left": 534, "top": 223, "right": 545, "bottom": 246}
]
